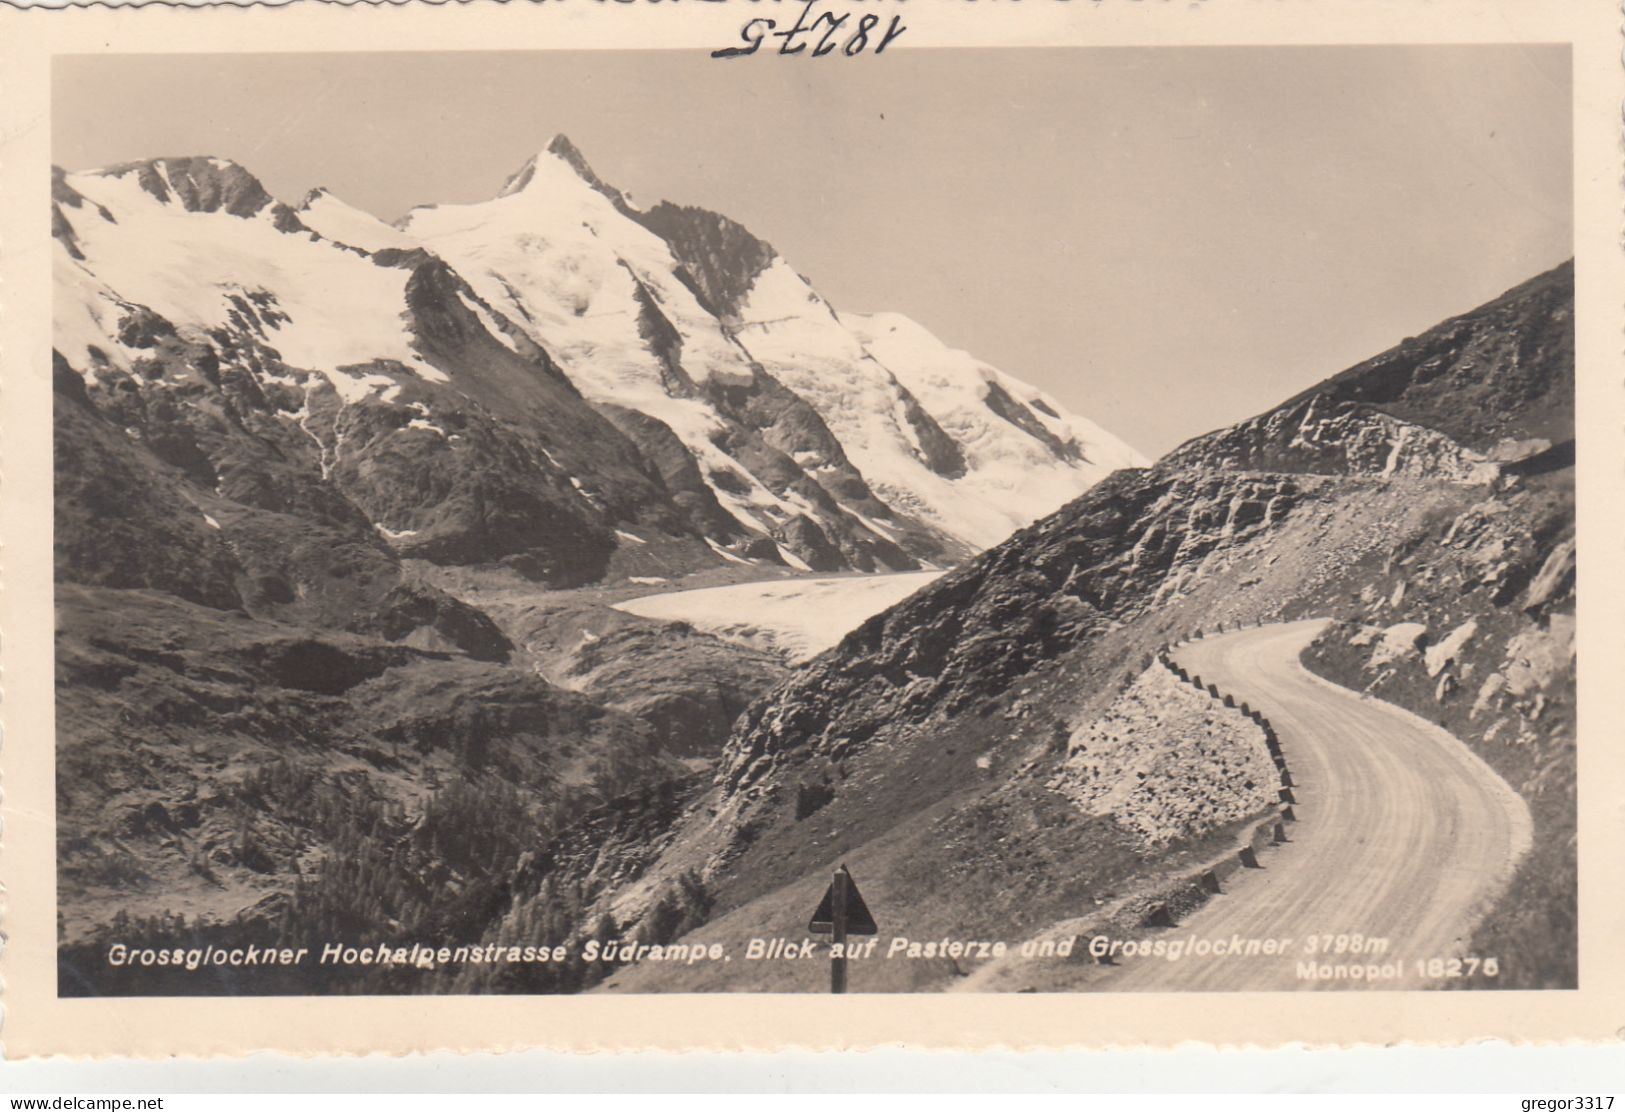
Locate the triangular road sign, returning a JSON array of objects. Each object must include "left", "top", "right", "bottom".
[{"left": 808, "top": 867, "right": 878, "bottom": 936}]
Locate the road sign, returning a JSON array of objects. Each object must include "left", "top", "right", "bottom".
[
  {"left": 809, "top": 867, "right": 878, "bottom": 936},
  {"left": 809, "top": 865, "right": 877, "bottom": 994}
]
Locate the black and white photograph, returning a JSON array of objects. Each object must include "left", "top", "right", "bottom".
[{"left": 49, "top": 45, "right": 1576, "bottom": 999}]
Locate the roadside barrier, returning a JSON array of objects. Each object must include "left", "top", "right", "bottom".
[
  {"left": 1140, "top": 904, "right": 1176, "bottom": 929},
  {"left": 1148, "top": 628, "right": 1307, "bottom": 899},
  {"left": 1080, "top": 805, "right": 1283, "bottom": 953}
]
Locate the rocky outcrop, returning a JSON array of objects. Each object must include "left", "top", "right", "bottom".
[
  {"left": 1172, "top": 399, "right": 1500, "bottom": 482},
  {"left": 715, "top": 465, "right": 1320, "bottom": 799},
  {"left": 634, "top": 202, "right": 778, "bottom": 320},
  {"left": 1048, "top": 664, "right": 1277, "bottom": 847},
  {"left": 1296, "top": 261, "right": 1574, "bottom": 453},
  {"left": 597, "top": 404, "right": 747, "bottom": 542},
  {"left": 100, "top": 156, "right": 309, "bottom": 231}
]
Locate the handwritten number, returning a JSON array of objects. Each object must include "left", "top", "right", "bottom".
[
  {"left": 711, "top": 3, "right": 908, "bottom": 59},
  {"left": 711, "top": 17, "right": 773, "bottom": 58},
  {"left": 813, "top": 12, "right": 849, "bottom": 56}
]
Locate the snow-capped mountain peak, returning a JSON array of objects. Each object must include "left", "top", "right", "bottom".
[
  {"left": 53, "top": 138, "right": 1146, "bottom": 582},
  {"left": 497, "top": 133, "right": 635, "bottom": 212},
  {"left": 53, "top": 158, "right": 443, "bottom": 405},
  {"left": 87, "top": 155, "right": 303, "bottom": 226}
]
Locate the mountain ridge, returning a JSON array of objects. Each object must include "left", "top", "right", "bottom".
[{"left": 54, "top": 136, "right": 1144, "bottom": 584}]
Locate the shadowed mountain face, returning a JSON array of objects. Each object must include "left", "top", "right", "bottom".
[
  {"left": 593, "top": 260, "right": 1575, "bottom": 994},
  {"left": 632, "top": 202, "right": 779, "bottom": 321}
]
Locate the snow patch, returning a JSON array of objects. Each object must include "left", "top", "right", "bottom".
[
  {"left": 705, "top": 538, "right": 753, "bottom": 567},
  {"left": 405, "top": 417, "right": 447, "bottom": 437},
  {"left": 775, "top": 544, "right": 813, "bottom": 572},
  {"left": 297, "top": 189, "right": 421, "bottom": 254}
]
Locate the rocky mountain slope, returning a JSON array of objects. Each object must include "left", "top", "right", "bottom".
[
  {"left": 52, "top": 140, "right": 1143, "bottom": 992},
  {"left": 588, "top": 260, "right": 1575, "bottom": 993}
]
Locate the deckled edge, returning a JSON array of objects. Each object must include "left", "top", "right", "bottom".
[{"left": 2, "top": 0, "right": 1621, "bottom": 1061}]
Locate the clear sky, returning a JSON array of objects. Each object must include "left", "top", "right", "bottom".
[{"left": 54, "top": 46, "right": 1571, "bottom": 458}]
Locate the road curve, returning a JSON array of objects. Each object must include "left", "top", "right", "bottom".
[{"left": 1102, "top": 619, "right": 1531, "bottom": 991}]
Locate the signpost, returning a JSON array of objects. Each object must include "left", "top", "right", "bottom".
[{"left": 808, "top": 864, "right": 877, "bottom": 993}]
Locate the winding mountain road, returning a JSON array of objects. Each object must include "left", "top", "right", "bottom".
[{"left": 1101, "top": 619, "right": 1531, "bottom": 991}]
